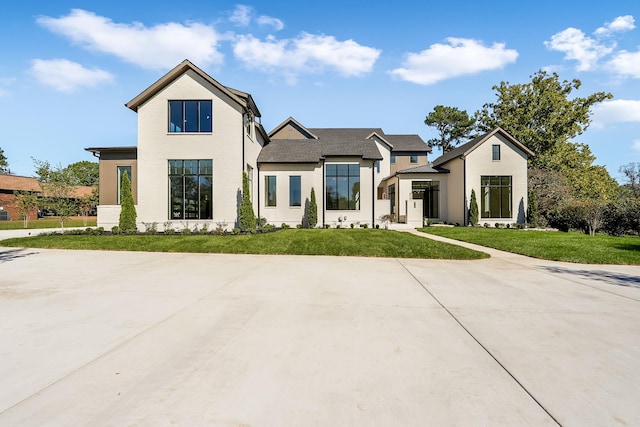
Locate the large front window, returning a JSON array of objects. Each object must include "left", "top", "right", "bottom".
[
  {"left": 169, "top": 160, "right": 212, "bottom": 220},
  {"left": 169, "top": 100, "right": 212, "bottom": 133},
  {"left": 412, "top": 181, "right": 439, "bottom": 218},
  {"left": 326, "top": 164, "right": 360, "bottom": 210},
  {"left": 481, "top": 176, "right": 512, "bottom": 218}
]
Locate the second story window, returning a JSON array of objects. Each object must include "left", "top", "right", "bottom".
[
  {"left": 390, "top": 155, "right": 396, "bottom": 164},
  {"left": 492, "top": 144, "right": 501, "bottom": 161},
  {"left": 169, "top": 100, "right": 212, "bottom": 133},
  {"left": 410, "top": 155, "right": 418, "bottom": 163}
]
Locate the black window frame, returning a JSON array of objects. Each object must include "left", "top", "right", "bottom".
[
  {"left": 412, "top": 181, "right": 439, "bottom": 218},
  {"left": 168, "top": 159, "right": 213, "bottom": 220},
  {"left": 289, "top": 175, "right": 301, "bottom": 207},
  {"left": 410, "top": 155, "right": 418, "bottom": 163},
  {"left": 325, "top": 163, "right": 360, "bottom": 211},
  {"left": 168, "top": 100, "right": 212, "bottom": 133},
  {"left": 265, "top": 176, "right": 277, "bottom": 207},
  {"left": 117, "top": 165, "right": 132, "bottom": 205},
  {"left": 480, "top": 175, "right": 512, "bottom": 219},
  {"left": 492, "top": 144, "right": 501, "bottom": 161}
]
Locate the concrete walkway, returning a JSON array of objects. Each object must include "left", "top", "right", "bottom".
[{"left": 0, "top": 233, "right": 639, "bottom": 425}]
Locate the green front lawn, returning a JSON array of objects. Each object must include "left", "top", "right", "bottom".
[
  {"left": 0, "top": 217, "right": 96, "bottom": 230},
  {"left": 419, "top": 227, "right": 640, "bottom": 265},
  {"left": 1, "top": 228, "right": 488, "bottom": 260}
]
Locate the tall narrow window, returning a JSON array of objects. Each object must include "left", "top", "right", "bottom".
[
  {"left": 481, "top": 176, "right": 512, "bottom": 218},
  {"left": 289, "top": 176, "right": 301, "bottom": 207},
  {"left": 492, "top": 144, "right": 501, "bottom": 161},
  {"left": 326, "top": 164, "right": 360, "bottom": 210},
  {"left": 117, "top": 166, "right": 132, "bottom": 205},
  {"left": 266, "top": 176, "right": 277, "bottom": 207},
  {"left": 168, "top": 160, "right": 212, "bottom": 220},
  {"left": 390, "top": 155, "right": 396, "bottom": 164},
  {"left": 168, "top": 100, "right": 212, "bottom": 133},
  {"left": 376, "top": 160, "right": 381, "bottom": 173},
  {"left": 246, "top": 165, "right": 253, "bottom": 199}
]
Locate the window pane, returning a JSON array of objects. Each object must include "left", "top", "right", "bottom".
[
  {"left": 183, "top": 176, "right": 198, "bottom": 219},
  {"left": 337, "top": 164, "right": 349, "bottom": 176},
  {"left": 184, "top": 101, "right": 198, "bottom": 132},
  {"left": 266, "top": 176, "right": 277, "bottom": 207},
  {"left": 199, "top": 101, "right": 212, "bottom": 132},
  {"left": 183, "top": 160, "right": 198, "bottom": 175},
  {"left": 199, "top": 176, "right": 212, "bottom": 219},
  {"left": 170, "top": 176, "right": 183, "bottom": 219},
  {"left": 326, "top": 176, "right": 337, "bottom": 209},
  {"left": 501, "top": 186, "right": 512, "bottom": 218},
  {"left": 326, "top": 164, "right": 360, "bottom": 210},
  {"left": 481, "top": 186, "right": 490, "bottom": 218},
  {"left": 350, "top": 178, "right": 360, "bottom": 210},
  {"left": 199, "top": 159, "right": 212, "bottom": 175},
  {"left": 117, "top": 166, "right": 132, "bottom": 205},
  {"left": 169, "top": 160, "right": 182, "bottom": 174},
  {"left": 169, "top": 101, "right": 183, "bottom": 132},
  {"left": 326, "top": 164, "right": 337, "bottom": 175},
  {"left": 349, "top": 164, "right": 359, "bottom": 175},
  {"left": 410, "top": 155, "right": 418, "bottom": 163},
  {"left": 492, "top": 145, "right": 500, "bottom": 161},
  {"left": 337, "top": 176, "right": 348, "bottom": 209},
  {"left": 289, "top": 176, "right": 301, "bottom": 207}
]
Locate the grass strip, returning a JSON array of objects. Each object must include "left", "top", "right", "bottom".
[
  {"left": 419, "top": 227, "right": 640, "bottom": 265},
  {"left": 0, "top": 218, "right": 97, "bottom": 230},
  {"left": 1, "top": 228, "right": 488, "bottom": 260}
]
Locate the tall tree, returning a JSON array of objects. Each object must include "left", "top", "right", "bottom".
[
  {"left": 118, "top": 171, "right": 137, "bottom": 233},
  {"left": 40, "top": 166, "right": 76, "bottom": 230},
  {"left": 0, "top": 147, "right": 9, "bottom": 174},
  {"left": 65, "top": 161, "right": 99, "bottom": 186},
  {"left": 307, "top": 187, "right": 318, "bottom": 228},
  {"left": 424, "top": 105, "right": 476, "bottom": 153},
  {"left": 239, "top": 172, "right": 256, "bottom": 232},
  {"left": 468, "top": 189, "right": 479, "bottom": 226},
  {"left": 476, "top": 70, "right": 612, "bottom": 164},
  {"left": 620, "top": 162, "right": 640, "bottom": 198},
  {"left": 13, "top": 191, "right": 39, "bottom": 228}
]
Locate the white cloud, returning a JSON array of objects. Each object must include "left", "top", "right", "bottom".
[
  {"left": 30, "top": 59, "right": 113, "bottom": 92},
  {"left": 544, "top": 27, "right": 614, "bottom": 71},
  {"left": 229, "top": 5, "right": 283, "bottom": 30},
  {"left": 609, "top": 50, "right": 640, "bottom": 78},
  {"left": 233, "top": 33, "right": 380, "bottom": 81},
  {"left": 257, "top": 15, "right": 284, "bottom": 31},
  {"left": 229, "top": 5, "right": 252, "bottom": 26},
  {"left": 389, "top": 37, "right": 518, "bottom": 85},
  {"left": 546, "top": 15, "right": 636, "bottom": 72},
  {"left": 595, "top": 15, "right": 635, "bottom": 36},
  {"left": 632, "top": 139, "right": 640, "bottom": 152},
  {"left": 37, "top": 9, "right": 223, "bottom": 70},
  {"left": 591, "top": 99, "right": 640, "bottom": 127}
]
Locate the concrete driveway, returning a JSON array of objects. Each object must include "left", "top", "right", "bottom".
[{"left": 0, "top": 237, "right": 639, "bottom": 425}]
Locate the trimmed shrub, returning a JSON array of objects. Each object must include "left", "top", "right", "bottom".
[
  {"left": 239, "top": 172, "right": 257, "bottom": 232},
  {"left": 118, "top": 171, "right": 137, "bottom": 233},
  {"left": 469, "top": 189, "right": 479, "bottom": 226},
  {"left": 307, "top": 187, "right": 318, "bottom": 228},
  {"left": 527, "top": 189, "right": 539, "bottom": 228}
]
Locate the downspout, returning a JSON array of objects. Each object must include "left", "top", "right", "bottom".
[
  {"left": 371, "top": 160, "right": 375, "bottom": 226},
  {"left": 463, "top": 157, "right": 467, "bottom": 226},
  {"left": 257, "top": 163, "right": 261, "bottom": 221},
  {"left": 242, "top": 113, "right": 246, "bottom": 174},
  {"left": 322, "top": 160, "right": 325, "bottom": 227}
]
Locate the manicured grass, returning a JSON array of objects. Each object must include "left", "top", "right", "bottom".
[
  {"left": 418, "top": 227, "right": 640, "bottom": 265},
  {"left": 0, "top": 217, "right": 96, "bottom": 230},
  {"left": 1, "top": 228, "right": 488, "bottom": 260}
]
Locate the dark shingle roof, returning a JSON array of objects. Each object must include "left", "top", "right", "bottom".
[
  {"left": 396, "top": 164, "right": 449, "bottom": 174},
  {"left": 385, "top": 135, "right": 431, "bottom": 153},
  {"left": 431, "top": 127, "right": 534, "bottom": 167},
  {"left": 257, "top": 138, "right": 383, "bottom": 163},
  {"left": 307, "top": 128, "right": 384, "bottom": 139}
]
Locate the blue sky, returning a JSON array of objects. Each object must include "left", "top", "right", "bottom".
[{"left": 1, "top": 1, "right": 640, "bottom": 181}]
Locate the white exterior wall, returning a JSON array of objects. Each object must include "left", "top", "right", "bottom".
[
  {"left": 465, "top": 134, "right": 528, "bottom": 225},
  {"left": 372, "top": 139, "right": 391, "bottom": 189},
  {"left": 445, "top": 158, "right": 466, "bottom": 225},
  {"left": 136, "top": 70, "right": 248, "bottom": 231},
  {"left": 259, "top": 163, "right": 319, "bottom": 227}
]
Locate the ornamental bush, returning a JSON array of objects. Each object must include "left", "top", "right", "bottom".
[
  {"left": 468, "top": 189, "right": 479, "bottom": 226},
  {"left": 118, "top": 171, "right": 137, "bottom": 233},
  {"left": 239, "top": 172, "right": 256, "bottom": 232},
  {"left": 307, "top": 187, "right": 318, "bottom": 228}
]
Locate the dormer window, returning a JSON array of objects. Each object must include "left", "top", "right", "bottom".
[
  {"left": 245, "top": 112, "right": 254, "bottom": 137},
  {"left": 169, "top": 100, "right": 212, "bottom": 133}
]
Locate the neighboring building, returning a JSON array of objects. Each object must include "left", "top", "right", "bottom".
[
  {"left": 87, "top": 60, "right": 532, "bottom": 230},
  {"left": 0, "top": 175, "right": 42, "bottom": 221}
]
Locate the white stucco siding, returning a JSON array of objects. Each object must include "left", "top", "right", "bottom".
[
  {"left": 445, "top": 159, "right": 466, "bottom": 225},
  {"left": 135, "top": 70, "right": 244, "bottom": 229},
  {"left": 258, "top": 163, "right": 318, "bottom": 227},
  {"left": 465, "top": 134, "right": 528, "bottom": 224},
  {"left": 373, "top": 139, "right": 391, "bottom": 189}
]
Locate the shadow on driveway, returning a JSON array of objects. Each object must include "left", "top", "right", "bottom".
[
  {"left": 0, "top": 248, "right": 37, "bottom": 264},
  {"left": 541, "top": 266, "right": 640, "bottom": 289}
]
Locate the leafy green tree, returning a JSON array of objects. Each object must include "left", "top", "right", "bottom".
[
  {"left": 65, "top": 161, "right": 99, "bottom": 186},
  {"left": 476, "top": 70, "right": 612, "bottom": 165},
  {"left": 0, "top": 147, "right": 8, "bottom": 174},
  {"left": 78, "top": 187, "right": 99, "bottom": 226},
  {"left": 13, "top": 191, "right": 39, "bottom": 228},
  {"left": 468, "top": 189, "right": 479, "bottom": 226},
  {"left": 118, "top": 171, "right": 137, "bottom": 233},
  {"left": 527, "top": 189, "right": 539, "bottom": 228},
  {"left": 619, "top": 162, "right": 640, "bottom": 198},
  {"left": 307, "top": 187, "right": 318, "bottom": 228},
  {"left": 239, "top": 172, "right": 256, "bottom": 232},
  {"left": 424, "top": 105, "right": 476, "bottom": 153}
]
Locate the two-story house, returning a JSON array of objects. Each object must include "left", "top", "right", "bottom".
[{"left": 87, "top": 60, "right": 532, "bottom": 231}]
